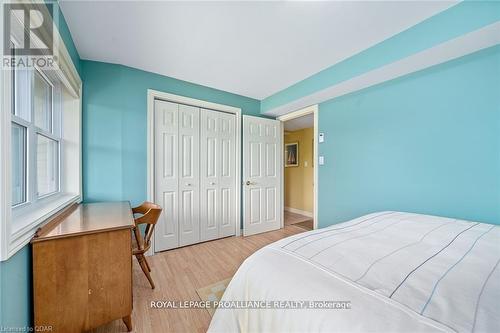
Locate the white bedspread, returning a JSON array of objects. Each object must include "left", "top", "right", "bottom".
[{"left": 208, "top": 212, "right": 500, "bottom": 333}]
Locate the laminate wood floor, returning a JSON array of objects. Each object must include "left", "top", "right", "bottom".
[
  {"left": 90, "top": 225, "right": 307, "bottom": 333},
  {"left": 284, "top": 211, "right": 313, "bottom": 230}
]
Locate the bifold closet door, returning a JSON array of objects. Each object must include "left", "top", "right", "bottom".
[
  {"left": 217, "top": 111, "right": 237, "bottom": 237},
  {"left": 154, "top": 100, "right": 235, "bottom": 252},
  {"left": 154, "top": 100, "right": 200, "bottom": 251},
  {"left": 200, "top": 109, "right": 236, "bottom": 241},
  {"left": 178, "top": 104, "right": 200, "bottom": 247},
  {"left": 154, "top": 100, "right": 179, "bottom": 251}
]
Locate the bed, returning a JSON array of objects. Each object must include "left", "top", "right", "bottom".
[{"left": 208, "top": 211, "right": 500, "bottom": 332}]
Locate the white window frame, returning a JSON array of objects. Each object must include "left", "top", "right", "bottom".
[
  {"left": 10, "top": 122, "right": 27, "bottom": 206},
  {"left": 0, "top": 2, "right": 83, "bottom": 261},
  {"left": 12, "top": 67, "right": 61, "bottom": 206},
  {"left": 32, "top": 68, "right": 60, "bottom": 199}
]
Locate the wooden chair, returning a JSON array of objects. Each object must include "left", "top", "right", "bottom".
[{"left": 131, "top": 202, "right": 162, "bottom": 289}]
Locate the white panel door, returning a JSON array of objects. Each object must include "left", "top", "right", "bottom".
[
  {"left": 178, "top": 104, "right": 200, "bottom": 247},
  {"left": 218, "top": 111, "right": 237, "bottom": 237},
  {"left": 243, "top": 115, "right": 282, "bottom": 236},
  {"left": 200, "top": 109, "right": 219, "bottom": 241},
  {"left": 154, "top": 100, "right": 179, "bottom": 251},
  {"left": 200, "top": 109, "right": 236, "bottom": 241}
]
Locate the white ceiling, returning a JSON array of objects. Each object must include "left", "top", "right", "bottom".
[
  {"left": 284, "top": 113, "right": 314, "bottom": 131},
  {"left": 59, "top": 1, "right": 456, "bottom": 100}
]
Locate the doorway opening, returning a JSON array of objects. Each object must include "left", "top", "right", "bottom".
[{"left": 279, "top": 105, "right": 318, "bottom": 231}]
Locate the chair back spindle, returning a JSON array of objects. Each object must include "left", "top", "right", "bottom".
[{"left": 131, "top": 201, "right": 162, "bottom": 289}]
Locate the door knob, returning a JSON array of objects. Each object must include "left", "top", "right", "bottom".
[
  {"left": 210, "top": 182, "right": 216, "bottom": 185},
  {"left": 246, "top": 180, "right": 252, "bottom": 186},
  {"left": 185, "top": 183, "right": 192, "bottom": 186}
]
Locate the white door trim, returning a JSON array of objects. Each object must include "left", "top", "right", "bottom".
[
  {"left": 147, "top": 89, "right": 242, "bottom": 255},
  {"left": 277, "top": 104, "right": 319, "bottom": 230}
]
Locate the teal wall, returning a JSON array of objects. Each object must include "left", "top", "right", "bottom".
[
  {"left": 0, "top": 2, "right": 80, "bottom": 329},
  {"left": 0, "top": 247, "right": 32, "bottom": 329},
  {"left": 317, "top": 45, "right": 500, "bottom": 227},
  {"left": 262, "top": 1, "right": 500, "bottom": 113},
  {"left": 2, "top": 1, "right": 498, "bottom": 330},
  {"left": 81, "top": 60, "right": 261, "bottom": 206}
]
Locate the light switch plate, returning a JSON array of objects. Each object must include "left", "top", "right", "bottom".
[
  {"left": 319, "top": 156, "right": 325, "bottom": 165},
  {"left": 319, "top": 132, "right": 325, "bottom": 143}
]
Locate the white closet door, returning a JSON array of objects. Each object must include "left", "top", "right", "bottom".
[
  {"left": 155, "top": 100, "right": 236, "bottom": 251},
  {"left": 178, "top": 104, "right": 200, "bottom": 247},
  {"left": 218, "top": 111, "right": 236, "bottom": 237},
  {"left": 200, "top": 109, "right": 236, "bottom": 241},
  {"left": 154, "top": 100, "right": 179, "bottom": 251},
  {"left": 200, "top": 109, "right": 219, "bottom": 241}
]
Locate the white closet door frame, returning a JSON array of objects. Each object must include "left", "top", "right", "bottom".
[{"left": 147, "top": 89, "right": 242, "bottom": 255}]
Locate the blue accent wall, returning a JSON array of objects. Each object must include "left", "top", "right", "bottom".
[
  {"left": 81, "top": 60, "right": 261, "bottom": 206},
  {"left": 0, "top": 247, "right": 32, "bottom": 329},
  {"left": 318, "top": 45, "right": 500, "bottom": 227},
  {"left": 1, "top": 1, "right": 498, "bottom": 330}
]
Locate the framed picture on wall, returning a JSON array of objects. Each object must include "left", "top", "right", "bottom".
[{"left": 285, "top": 142, "right": 299, "bottom": 167}]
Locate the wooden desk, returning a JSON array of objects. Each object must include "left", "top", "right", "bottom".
[{"left": 32, "top": 202, "right": 134, "bottom": 332}]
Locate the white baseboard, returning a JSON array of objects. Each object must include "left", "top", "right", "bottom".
[{"left": 284, "top": 207, "right": 313, "bottom": 218}]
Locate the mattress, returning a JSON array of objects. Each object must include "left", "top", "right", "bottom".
[{"left": 208, "top": 211, "right": 500, "bottom": 332}]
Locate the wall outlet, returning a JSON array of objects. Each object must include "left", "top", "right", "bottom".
[{"left": 319, "top": 156, "right": 325, "bottom": 165}]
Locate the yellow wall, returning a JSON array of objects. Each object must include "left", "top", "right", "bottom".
[{"left": 284, "top": 127, "right": 314, "bottom": 213}]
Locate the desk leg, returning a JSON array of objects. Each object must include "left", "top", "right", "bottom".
[{"left": 123, "top": 315, "right": 132, "bottom": 331}]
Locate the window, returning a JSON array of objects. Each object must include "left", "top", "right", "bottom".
[
  {"left": 11, "top": 67, "right": 60, "bottom": 207},
  {"left": 10, "top": 42, "right": 27, "bottom": 207},
  {"left": 1, "top": 7, "right": 82, "bottom": 261},
  {"left": 34, "top": 70, "right": 53, "bottom": 132},
  {"left": 37, "top": 134, "right": 58, "bottom": 196},
  {"left": 11, "top": 123, "right": 26, "bottom": 206}
]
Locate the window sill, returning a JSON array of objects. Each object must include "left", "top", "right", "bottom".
[{"left": 8, "top": 193, "right": 81, "bottom": 257}]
